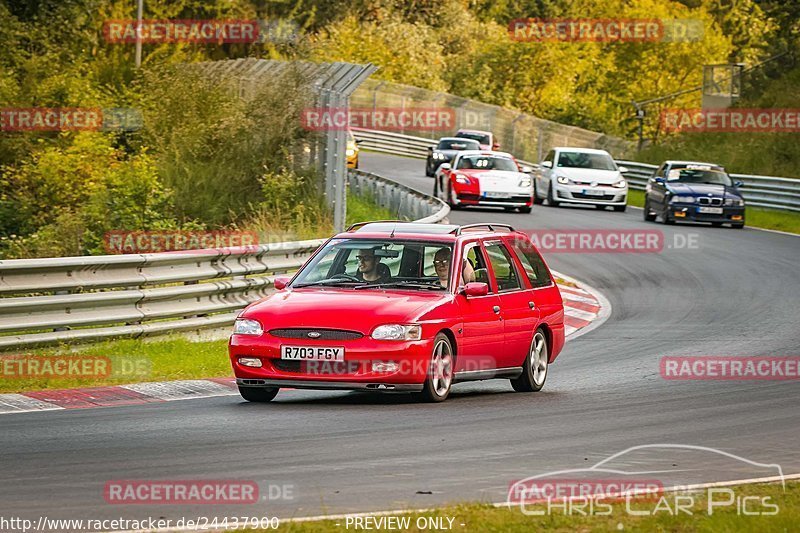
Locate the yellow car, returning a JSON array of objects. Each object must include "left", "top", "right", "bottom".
[{"left": 346, "top": 131, "right": 360, "bottom": 169}]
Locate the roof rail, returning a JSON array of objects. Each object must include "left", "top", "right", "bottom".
[
  {"left": 452, "top": 223, "right": 515, "bottom": 235},
  {"left": 345, "top": 220, "right": 407, "bottom": 232}
]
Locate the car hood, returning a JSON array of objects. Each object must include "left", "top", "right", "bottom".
[
  {"left": 242, "top": 288, "right": 448, "bottom": 333},
  {"left": 666, "top": 182, "right": 740, "bottom": 197},
  {"left": 460, "top": 169, "right": 526, "bottom": 181},
  {"left": 555, "top": 167, "right": 622, "bottom": 184}
]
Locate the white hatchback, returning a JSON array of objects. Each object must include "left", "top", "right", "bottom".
[{"left": 533, "top": 147, "right": 628, "bottom": 211}]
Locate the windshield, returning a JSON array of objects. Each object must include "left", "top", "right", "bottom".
[
  {"left": 557, "top": 151, "right": 616, "bottom": 171},
  {"left": 667, "top": 166, "right": 733, "bottom": 186},
  {"left": 438, "top": 139, "right": 480, "bottom": 150},
  {"left": 456, "top": 155, "right": 518, "bottom": 172},
  {"left": 292, "top": 239, "right": 453, "bottom": 290},
  {"left": 455, "top": 131, "right": 491, "bottom": 145}
]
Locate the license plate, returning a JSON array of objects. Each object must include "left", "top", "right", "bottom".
[
  {"left": 484, "top": 191, "right": 511, "bottom": 199},
  {"left": 698, "top": 206, "right": 723, "bottom": 214},
  {"left": 281, "top": 345, "right": 344, "bottom": 361},
  {"left": 582, "top": 188, "right": 605, "bottom": 197}
]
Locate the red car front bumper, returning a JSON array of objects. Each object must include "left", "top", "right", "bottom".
[{"left": 229, "top": 334, "right": 435, "bottom": 392}]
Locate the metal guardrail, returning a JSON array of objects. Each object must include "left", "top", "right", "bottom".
[
  {"left": 0, "top": 171, "right": 449, "bottom": 351},
  {"left": 353, "top": 128, "right": 800, "bottom": 213}
]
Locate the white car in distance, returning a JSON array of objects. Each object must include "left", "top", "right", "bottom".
[{"left": 533, "top": 147, "right": 629, "bottom": 211}]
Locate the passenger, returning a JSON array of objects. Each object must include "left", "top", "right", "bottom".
[{"left": 433, "top": 248, "right": 451, "bottom": 288}]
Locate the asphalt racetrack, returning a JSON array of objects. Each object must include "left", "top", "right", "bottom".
[{"left": 1, "top": 152, "right": 799, "bottom": 526}]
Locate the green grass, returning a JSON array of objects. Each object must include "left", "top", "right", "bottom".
[
  {"left": 346, "top": 190, "right": 399, "bottom": 225},
  {"left": 258, "top": 481, "right": 798, "bottom": 532},
  {"left": 627, "top": 189, "right": 800, "bottom": 234},
  {"left": 0, "top": 337, "right": 230, "bottom": 394}
]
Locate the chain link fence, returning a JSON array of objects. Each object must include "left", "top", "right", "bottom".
[{"left": 351, "top": 79, "right": 636, "bottom": 161}]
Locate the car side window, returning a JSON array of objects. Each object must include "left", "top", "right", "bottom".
[
  {"left": 484, "top": 242, "right": 521, "bottom": 292},
  {"left": 461, "top": 243, "right": 492, "bottom": 291},
  {"left": 511, "top": 239, "right": 552, "bottom": 289}
]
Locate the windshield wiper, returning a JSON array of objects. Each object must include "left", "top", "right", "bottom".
[
  {"left": 293, "top": 279, "right": 363, "bottom": 288},
  {"left": 355, "top": 281, "right": 445, "bottom": 291}
]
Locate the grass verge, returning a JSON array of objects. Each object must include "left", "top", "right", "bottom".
[
  {"left": 262, "top": 480, "right": 798, "bottom": 532},
  {"left": 0, "top": 338, "right": 230, "bottom": 394},
  {"left": 626, "top": 190, "right": 800, "bottom": 234}
]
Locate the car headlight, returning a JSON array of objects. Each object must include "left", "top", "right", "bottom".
[
  {"left": 556, "top": 176, "right": 570, "bottom": 184},
  {"left": 346, "top": 148, "right": 355, "bottom": 157},
  {"left": 613, "top": 179, "right": 627, "bottom": 188},
  {"left": 371, "top": 324, "right": 422, "bottom": 341},
  {"left": 670, "top": 195, "right": 696, "bottom": 203},
  {"left": 454, "top": 174, "right": 470, "bottom": 184},
  {"left": 233, "top": 318, "right": 263, "bottom": 336},
  {"left": 724, "top": 198, "right": 745, "bottom": 206},
  {"left": 433, "top": 152, "right": 446, "bottom": 160},
  {"left": 518, "top": 177, "right": 532, "bottom": 187}
]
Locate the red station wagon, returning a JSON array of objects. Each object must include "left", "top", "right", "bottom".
[{"left": 229, "top": 222, "right": 565, "bottom": 403}]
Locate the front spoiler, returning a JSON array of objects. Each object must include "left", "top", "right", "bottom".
[{"left": 237, "top": 378, "right": 424, "bottom": 393}]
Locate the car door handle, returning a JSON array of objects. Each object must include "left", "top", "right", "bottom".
[
  {"left": 529, "top": 301, "right": 536, "bottom": 310},
  {"left": 493, "top": 306, "right": 501, "bottom": 314}
]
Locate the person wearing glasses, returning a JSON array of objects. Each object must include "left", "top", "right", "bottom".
[
  {"left": 355, "top": 249, "right": 391, "bottom": 283},
  {"left": 433, "top": 248, "right": 452, "bottom": 288}
]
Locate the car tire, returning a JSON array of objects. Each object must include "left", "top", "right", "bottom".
[
  {"left": 519, "top": 206, "right": 532, "bottom": 214},
  {"left": 511, "top": 329, "right": 548, "bottom": 392},
  {"left": 614, "top": 205, "right": 627, "bottom": 212},
  {"left": 662, "top": 205, "right": 675, "bottom": 225},
  {"left": 504, "top": 206, "right": 516, "bottom": 212},
  {"left": 595, "top": 205, "right": 606, "bottom": 210},
  {"left": 419, "top": 333, "right": 454, "bottom": 403},
  {"left": 238, "top": 386, "right": 279, "bottom": 403},
  {"left": 533, "top": 184, "right": 544, "bottom": 205},
  {"left": 643, "top": 199, "right": 657, "bottom": 221},
  {"left": 732, "top": 223, "right": 745, "bottom": 229},
  {"left": 547, "top": 183, "right": 560, "bottom": 207},
  {"left": 711, "top": 222, "right": 723, "bottom": 227},
  {"left": 425, "top": 159, "right": 434, "bottom": 177}
]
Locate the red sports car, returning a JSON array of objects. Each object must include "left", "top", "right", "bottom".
[
  {"left": 435, "top": 151, "right": 535, "bottom": 213},
  {"left": 229, "top": 222, "right": 565, "bottom": 403}
]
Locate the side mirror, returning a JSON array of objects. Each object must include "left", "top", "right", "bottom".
[
  {"left": 654, "top": 177, "right": 666, "bottom": 185},
  {"left": 541, "top": 161, "right": 552, "bottom": 168},
  {"left": 439, "top": 163, "right": 451, "bottom": 171},
  {"left": 617, "top": 166, "right": 629, "bottom": 173},
  {"left": 429, "top": 145, "right": 436, "bottom": 151},
  {"left": 734, "top": 180, "right": 744, "bottom": 188},
  {"left": 492, "top": 142, "right": 500, "bottom": 150},
  {"left": 355, "top": 139, "right": 364, "bottom": 145},
  {"left": 520, "top": 165, "right": 534, "bottom": 174},
  {"left": 463, "top": 282, "right": 489, "bottom": 297},
  {"left": 273, "top": 276, "right": 291, "bottom": 290}
]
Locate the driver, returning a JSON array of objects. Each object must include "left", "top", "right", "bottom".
[{"left": 355, "top": 249, "right": 390, "bottom": 283}]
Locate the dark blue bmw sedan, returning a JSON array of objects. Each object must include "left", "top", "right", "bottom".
[{"left": 643, "top": 161, "right": 746, "bottom": 228}]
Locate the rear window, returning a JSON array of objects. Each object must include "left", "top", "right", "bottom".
[
  {"left": 455, "top": 131, "right": 491, "bottom": 145},
  {"left": 511, "top": 239, "right": 552, "bottom": 288}
]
